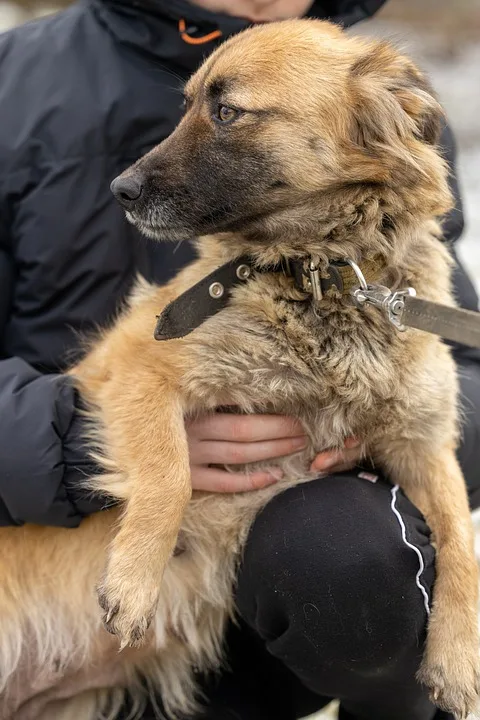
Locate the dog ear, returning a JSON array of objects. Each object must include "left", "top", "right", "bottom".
[{"left": 349, "top": 42, "right": 444, "bottom": 154}]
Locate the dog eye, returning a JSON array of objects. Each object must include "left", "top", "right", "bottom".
[{"left": 214, "top": 104, "right": 239, "bottom": 124}]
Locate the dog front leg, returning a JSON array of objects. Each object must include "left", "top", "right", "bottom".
[
  {"left": 380, "top": 442, "right": 479, "bottom": 718},
  {"left": 96, "top": 393, "right": 191, "bottom": 649}
]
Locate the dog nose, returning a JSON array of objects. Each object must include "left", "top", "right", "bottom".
[{"left": 110, "top": 175, "right": 143, "bottom": 208}]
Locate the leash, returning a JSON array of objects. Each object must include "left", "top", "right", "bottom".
[{"left": 154, "top": 255, "right": 480, "bottom": 349}]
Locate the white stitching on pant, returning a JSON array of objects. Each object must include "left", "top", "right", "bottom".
[{"left": 390, "top": 484, "right": 431, "bottom": 616}]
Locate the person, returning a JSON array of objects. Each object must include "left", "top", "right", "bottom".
[{"left": 0, "top": 1, "right": 479, "bottom": 718}]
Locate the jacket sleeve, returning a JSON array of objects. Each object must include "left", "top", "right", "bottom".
[
  {"left": 440, "top": 123, "right": 480, "bottom": 312},
  {"left": 438, "top": 123, "right": 480, "bottom": 371},
  {"left": 436, "top": 123, "right": 480, "bottom": 501},
  {"left": 0, "top": 352, "right": 108, "bottom": 527},
  {"left": 0, "top": 248, "right": 107, "bottom": 527}
]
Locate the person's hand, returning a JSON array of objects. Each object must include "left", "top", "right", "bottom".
[{"left": 187, "top": 414, "right": 361, "bottom": 493}]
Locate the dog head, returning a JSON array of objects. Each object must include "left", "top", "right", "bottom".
[{"left": 111, "top": 19, "right": 451, "bottom": 259}]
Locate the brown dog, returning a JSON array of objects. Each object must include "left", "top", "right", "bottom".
[{"left": 0, "top": 18, "right": 478, "bottom": 720}]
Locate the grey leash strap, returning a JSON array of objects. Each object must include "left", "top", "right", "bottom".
[
  {"left": 352, "top": 284, "right": 480, "bottom": 350},
  {"left": 343, "top": 258, "right": 480, "bottom": 350},
  {"left": 402, "top": 296, "right": 480, "bottom": 349}
]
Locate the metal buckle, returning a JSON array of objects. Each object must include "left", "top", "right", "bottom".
[
  {"left": 344, "top": 257, "right": 416, "bottom": 330},
  {"left": 302, "top": 259, "right": 323, "bottom": 302},
  {"left": 352, "top": 284, "right": 416, "bottom": 331}
]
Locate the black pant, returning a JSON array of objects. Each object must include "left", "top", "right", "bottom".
[{"left": 124, "top": 360, "right": 480, "bottom": 720}]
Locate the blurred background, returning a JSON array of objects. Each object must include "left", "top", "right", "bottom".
[{"left": 0, "top": 2, "right": 478, "bottom": 719}]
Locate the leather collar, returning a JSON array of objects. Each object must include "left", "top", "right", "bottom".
[{"left": 154, "top": 255, "right": 384, "bottom": 341}]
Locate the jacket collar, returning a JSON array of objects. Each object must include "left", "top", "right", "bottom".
[
  {"left": 90, "top": 0, "right": 249, "bottom": 74},
  {"left": 89, "top": 0, "right": 387, "bottom": 74}
]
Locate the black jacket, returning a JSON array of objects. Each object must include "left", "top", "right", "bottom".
[{"left": 0, "top": 0, "right": 478, "bottom": 526}]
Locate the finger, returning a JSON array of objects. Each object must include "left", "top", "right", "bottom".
[
  {"left": 344, "top": 437, "right": 360, "bottom": 449},
  {"left": 187, "top": 414, "right": 305, "bottom": 443},
  {"left": 191, "top": 436, "right": 307, "bottom": 466},
  {"left": 310, "top": 445, "right": 361, "bottom": 473},
  {"left": 191, "top": 467, "right": 283, "bottom": 493},
  {"left": 310, "top": 450, "right": 343, "bottom": 473}
]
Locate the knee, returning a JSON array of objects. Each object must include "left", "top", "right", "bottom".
[{"left": 236, "top": 475, "right": 435, "bottom": 668}]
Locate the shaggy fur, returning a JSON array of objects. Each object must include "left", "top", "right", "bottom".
[{"left": 0, "top": 18, "right": 478, "bottom": 720}]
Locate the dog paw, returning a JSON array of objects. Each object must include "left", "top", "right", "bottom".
[
  {"left": 417, "top": 654, "right": 480, "bottom": 719},
  {"left": 96, "top": 562, "right": 160, "bottom": 649}
]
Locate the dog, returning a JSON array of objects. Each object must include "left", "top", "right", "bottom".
[{"left": 0, "top": 18, "right": 478, "bottom": 720}]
